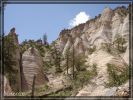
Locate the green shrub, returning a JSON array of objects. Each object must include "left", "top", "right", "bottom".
[
  {"left": 92, "top": 63, "right": 97, "bottom": 75},
  {"left": 48, "top": 87, "right": 72, "bottom": 96},
  {"left": 35, "top": 44, "right": 45, "bottom": 57},
  {"left": 20, "top": 84, "right": 49, "bottom": 96},
  {"left": 42, "top": 61, "right": 52, "bottom": 72},
  {"left": 75, "top": 71, "right": 92, "bottom": 85},
  {"left": 101, "top": 43, "right": 113, "bottom": 54},
  {"left": 88, "top": 45, "right": 96, "bottom": 54},
  {"left": 72, "top": 64, "right": 97, "bottom": 89},
  {"left": 32, "top": 84, "right": 49, "bottom": 96},
  {"left": 106, "top": 63, "right": 129, "bottom": 87},
  {"left": 113, "top": 34, "right": 127, "bottom": 53},
  {"left": 55, "top": 67, "right": 63, "bottom": 73},
  {"left": 75, "top": 55, "right": 87, "bottom": 71}
]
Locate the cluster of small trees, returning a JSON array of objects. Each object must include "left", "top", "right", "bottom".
[
  {"left": 49, "top": 34, "right": 87, "bottom": 80},
  {"left": 102, "top": 34, "right": 127, "bottom": 54},
  {"left": 64, "top": 49, "right": 87, "bottom": 79},
  {"left": 51, "top": 42, "right": 62, "bottom": 73},
  {"left": 113, "top": 34, "right": 127, "bottom": 53},
  {"left": 63, "top": 35, "right": 87, "bottom": 79},
  {"left": 106, "top": 63, "right": 129, "bottom": 87}
]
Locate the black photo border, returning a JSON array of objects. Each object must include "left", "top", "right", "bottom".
[{"left": 0, "top": 0, "right": 133, "bottom": 100}]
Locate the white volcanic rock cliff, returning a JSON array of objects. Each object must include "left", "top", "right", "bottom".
[
  {"left": 56, "top": 6, "right": 130, "bottom": 96},
  {"left": 57, "top": 7, "right": 129, "bottom": 56},
  {"left": 3, "top": 5, "right": 131, "bottom": 97}
]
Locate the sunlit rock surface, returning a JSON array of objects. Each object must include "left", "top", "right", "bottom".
[{"left": 22, "top": 47, "right": 48, "bottom": 91}]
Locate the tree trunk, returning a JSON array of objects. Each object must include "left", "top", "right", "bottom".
[
  {"left": 118, "top": 42, "right": 120, "bottom": 51},
  {"left": 121, "top": 42, "right": 124, "bottom": 52},
  {"left": 19, "top": 52, "right": 23, "bottom": 92},
  {"left": 72, "top": 44, "right": 75, "bottom": 79},
  {"left": 66, "top": 54, "right": 69, "bottom": 75},
  {"left": 31, "top": 75, "right": 36, "bottom": 97}
]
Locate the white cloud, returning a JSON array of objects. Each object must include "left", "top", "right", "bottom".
[{"left": 69, "top": 11, "right": 90, "bottom": 27}]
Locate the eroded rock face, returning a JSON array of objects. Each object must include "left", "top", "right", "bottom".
[
  {"left": 76, "top": 45, "right": 129, "bottom": 96},
  {"left": 57, "top": 6, "right": 129, "bottom": 56},
  {"left": 100, "top": 7, "right": 114, "bottom": 22},
  {"left": 123, "top": 45, "right": 129, "bottom": 65},
  {"left": 76, "top": 77, "right": 129, "bottom": 96},
  {"left": 3, "top": 75, "right": 13, "bottom": 96},
  {"left": 86, "top": 50, "right": 114, "bottom": 84},
  {"left": 56, "top": 6, "right": 130, "bottom": 96},
  {"left": 47, "top": 74, "right": 71, "bottom": 92},
  {"left": 115, "top": 81, "right": 129, "bottom": 96},
  {"left": 22, "top": 47, "right": 48, "bottom": 91},
  {"left": 5, "top": 28, "right": 21, "bottom": 91}
]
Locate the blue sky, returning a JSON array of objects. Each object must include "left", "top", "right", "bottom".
[{"left": 4, "top": 4, "right": 128, "bottom": 44}]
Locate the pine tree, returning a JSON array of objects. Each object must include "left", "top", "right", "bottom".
[
  {"left": 75, "top": 55, "right": 86, "bottom": 72},
  {"left": 43, "top": 33, "right": 47, "bottom": 45},
  {"left": 72, "top": 42, "right": 75, "bottom": 79},
  {"left": 114, "top": 34, "right": 127, "bottom": 52},
  {"left": 51, "top": 43, "right": 62, "bottom": 73},
  {"left": 68, "top": 34, "right": 75, "bottom": 79},
  {"left": 64, "top": 49, "right": 71, "bottom": 75}
]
